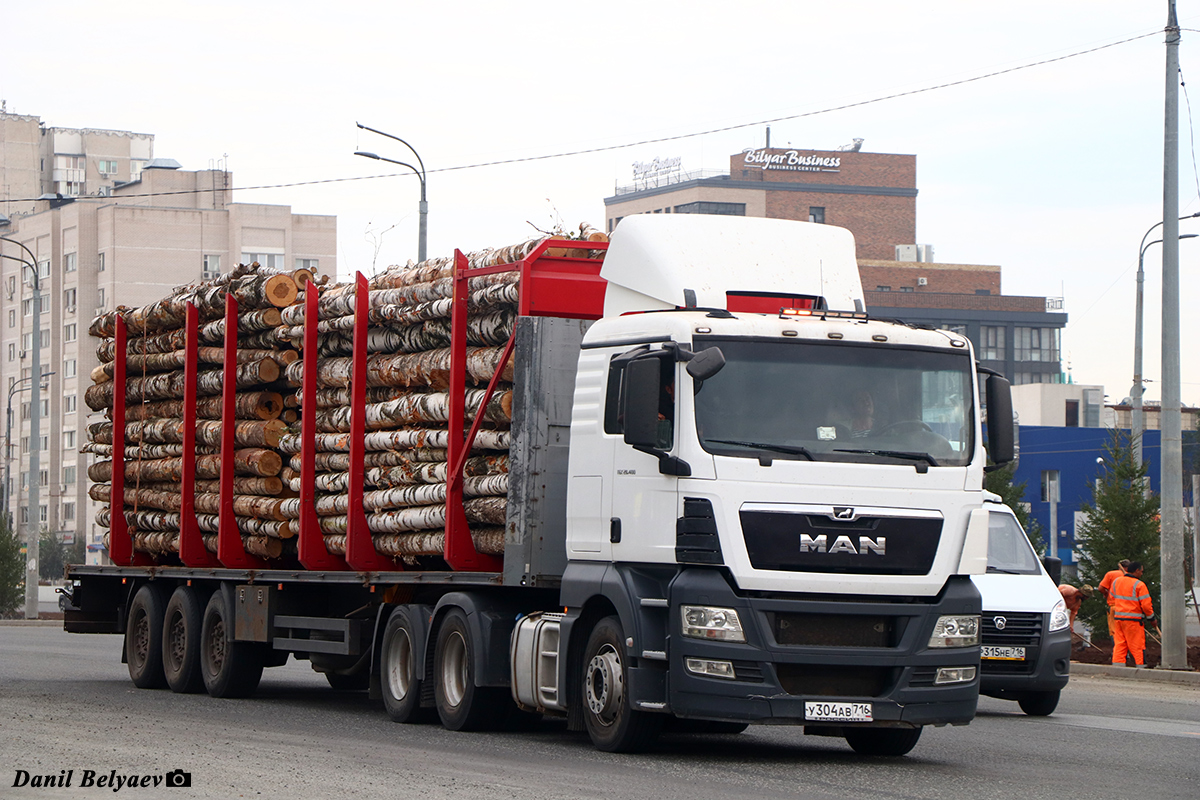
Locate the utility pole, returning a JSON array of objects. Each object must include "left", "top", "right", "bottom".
[{"left": 1160, "top": 0, "right": 1188, "bottom": 671}]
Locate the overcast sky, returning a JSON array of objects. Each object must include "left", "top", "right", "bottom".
[{"left": 3, "top": 2, "right": 1200, "bottom": 404}]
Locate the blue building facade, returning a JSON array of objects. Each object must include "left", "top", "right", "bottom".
[{"left": 1011, "top": 426, "right": 1162, "bottom": 567}]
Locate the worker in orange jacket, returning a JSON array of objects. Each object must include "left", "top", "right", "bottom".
[
  {"left": 1097, "top": 559, "right": 1131, "bottom": 638},
  {"left": 1109, "top": 561, "right": 1156, "bottom": 667}
]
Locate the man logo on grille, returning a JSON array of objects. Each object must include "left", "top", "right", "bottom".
[
  {"left": 832, "top": 507, "right": 855, "bottom": 520},
  {"left": 993, "top": 616, "right": 1007, "bottom": 630}
]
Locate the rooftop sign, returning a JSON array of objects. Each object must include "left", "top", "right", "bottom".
[{"left": 742, "top": 148, "right": 841, "bottom": 173}]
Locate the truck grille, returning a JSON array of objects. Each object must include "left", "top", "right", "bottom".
[
  {"left": 775, "top": 664, "right": 897, "bottom": 697},
  {"left": 771, "top": 612, "right": 898, "bottom": 648},
  {"left": 981, "top": 611, "right": 1042, "bottom": 676}
]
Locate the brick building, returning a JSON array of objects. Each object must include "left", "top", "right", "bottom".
[{"left": 603, "top": 144, "right": 1066, "bottom": 385}]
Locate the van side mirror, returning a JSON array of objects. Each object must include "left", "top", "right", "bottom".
[
  {"left": 1041, "top": 556, "right": 1062, "bottom": 585},
  {"left": 622, "top": 358, "right": 662, "bottom": 448},
  {"left": 984, "top": 374, "right": 1014, "bottom": 469}
]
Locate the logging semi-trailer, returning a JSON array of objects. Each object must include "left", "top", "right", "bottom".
[{"left": 64, "top": 214, "right": 1014, "bottom": 756}]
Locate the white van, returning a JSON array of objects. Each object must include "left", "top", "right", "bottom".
[{"left": 971, "top": 500, "right": 1073, "bottom": 715}]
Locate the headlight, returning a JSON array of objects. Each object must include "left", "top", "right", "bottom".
[
  {"left": 1048, "top": 599, "right": 1070, "bottom": 632},
  {"left": 681, "top": 605, "right": 746, "bottom": 642},
  {"left": 928, "top": 615, "right": 980, "bottom": 647}
]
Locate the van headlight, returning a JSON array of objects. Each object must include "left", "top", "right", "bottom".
[
  {"left": 681, "top": 606, "right": 746, "bottom": 642},
  {"left": 1048, "top": 599, "right": 1070, "bottom": 632},
  {"left": 928, "top": 615, "right": 980, "bottom": 647}
]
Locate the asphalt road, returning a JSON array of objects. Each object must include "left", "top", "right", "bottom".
[{"left": 1, "top": 626, "right": 1197, "bottom": 800}]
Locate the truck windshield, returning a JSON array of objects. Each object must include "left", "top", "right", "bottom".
[{"left": 692, "top": 337, "right": 974, "bottom": 467}]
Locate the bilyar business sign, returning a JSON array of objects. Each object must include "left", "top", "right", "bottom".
[
  {"left": 632, "top": 156, "right": 682, "bottom": 182},
  {"left": 742, "top": 148, "right": 841, "bottom": 173}
]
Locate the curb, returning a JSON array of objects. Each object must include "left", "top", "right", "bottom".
[
  {"left": 1071, "top": 662, "right": 1200, "bottom": 686},
  {"left": 0, "top": 619, "right": 63, "bottom": 627}
]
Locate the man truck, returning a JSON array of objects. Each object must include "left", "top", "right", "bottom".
[{"left": 63, "top": 214, "right": 1014, "bottom": 756}]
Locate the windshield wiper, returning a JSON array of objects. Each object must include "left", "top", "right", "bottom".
[
  {"left": 986, "top": 566, "right": 1027, "bottom": 574},
  {"left": 833, "top": 448, "right": 938, "bottom": 472},
  {"left": 707, "top": 439, "right": 815, "bottom": 460}
]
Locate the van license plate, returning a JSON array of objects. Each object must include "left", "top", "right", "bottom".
[
  {"left": 981, "top": 646, "right": 1026, "bottom": 660},
  {"left": 804, "top": 702, "right": 873, "bottom": 722}
]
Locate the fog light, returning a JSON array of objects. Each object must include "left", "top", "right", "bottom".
[
  {"left": 934, "top": 666, "right": 977, "bottom": 685},
  {"left": 685, "top": 658, "right": 737, "bottom": 679}
]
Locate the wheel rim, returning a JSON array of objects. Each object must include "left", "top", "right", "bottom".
[
  {"left": 440, "top": 630, "right": 467, "bottom": 708},
  {"left": 130, "top": 608, "right": 150, "bottom": 669},
  {"left": 585, "top": 644, "right": 624, "bottom": 726},
  {"left": 205, "top": 618, "right": 226, "bottom": 677},
  {"left": 386, "top": 628, "right": 413, "bottom": 701},
  {"left": 166, "top": 612, "right": 186, "bottom": 672}
]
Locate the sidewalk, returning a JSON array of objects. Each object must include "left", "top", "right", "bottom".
[{"left": 1071, "top": 662, "right": 1200, "bottom": 686}]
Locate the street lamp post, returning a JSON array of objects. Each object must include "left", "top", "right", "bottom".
[
  {"left": 3, "top": 374, "right": 51, "bottom": 532},
  {"left": 0, "top": 234, "right": 43, "bottom": 620},
  {"left": 1132, "top": 230, "right": 1198, "bottom": 471},
  {"left": 354, "top": 123, "right": 428, "bottom": 263}
]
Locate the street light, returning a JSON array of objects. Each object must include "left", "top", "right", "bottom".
[
  {"left": 1132, "top": 228, "right": 1199, "bottom": 471},
  {"left": 354, "top": 123, "right": 428, "bottom": 263},
  {"left": 0, "top": 234, "right": 44, "bottom": 620},
  {"left": 3, "top": 372, "right": 54, "bottom": 531}
]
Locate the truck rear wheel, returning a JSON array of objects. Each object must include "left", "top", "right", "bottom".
[
  {"left": 844, "top": 726, "right": 922, "bottom": 757},
  {"left": 200, "top": 590, "right": 264, "bottom": 698},
  {"left": 581, "top": 616, "right": 663, "bottom": 752},
  {"left": 162, "top": 586, "right": 205, "bottom": 693},
  {"left": 126, "top": 585, "right": 168, "bottom": 689},
  {"left": 381, "top": 609, "right": 430, "bottom": 723},
  {"left": 434, "top": 608, "right": 507, "bottom": 731},
  {"left": 1017, "top": 690, "right": 1060, "bottom": 716}
]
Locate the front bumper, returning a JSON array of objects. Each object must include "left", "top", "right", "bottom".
[
  {"left": 667, "top": 570, "right": 981, "bottom": 727},
  {"left": 979, "top": 619, "right": 1071, "bottom": 698}
]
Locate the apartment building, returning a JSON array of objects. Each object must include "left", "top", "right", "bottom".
[{"left": 0, "top": 161, "right": 335, "bottom": 564}]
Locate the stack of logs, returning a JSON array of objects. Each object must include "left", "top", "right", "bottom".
[
  {"left": 84, "top": 263, "right": 311, "bottom": 561},
  {"left": 85, "top": 224, "right": 606, "bottom": 567}
]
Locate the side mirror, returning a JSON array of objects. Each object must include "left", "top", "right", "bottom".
[
  {"left": 1041, "top": 556, "right": 1062, "bottom": 585},
  {"left": 985, "top": 375, "right": 1014, "bottom": 468},
  {"left": 686, "top": 347, "right": 725, "bottom": 381},
  {"left": 622, "top": 358, "right": 662, "bottom": 448}
]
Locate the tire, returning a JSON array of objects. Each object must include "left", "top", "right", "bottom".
[
  {"left": 162, "top": 586, "right": 205, "bottom": 694},
  {"left": 126, "top": 585, "right": 168, "bottom": 689},
  {"left": 1017, "top": 690, "right": 1060, "bottom": 717},
  {"left": 381, "top": 609, "right": 431, "bottom": 723},
  {"left": 581, "top": 616, "right": 663, "bottom": 752},
  {"left": 844, "top": 727, "right": 922, "bottom": 757},
  {"left": 434, "top": 608, "right": 508, "bottom": 731},
  {"left": 200, "top": 590, "right": 264, "bottom": 698}
]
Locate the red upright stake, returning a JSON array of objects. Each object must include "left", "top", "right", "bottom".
[
  {"left": 177, "top": 303, "right": 220, "bottom": 567},
  {"left": 298, "top": 280, "right": 347, "bottom": 570},
  {"left": 344, "top": 272, "right": 397, "bottom": 572},
  {"left": 216, "top": 294, "right": 267, "bottom": 569},
  {"left": 106, "top": 317, "right": 152, "bottom": 566},
  {"left": 444, "top": 251, "right": 503, "bottom": 572}
]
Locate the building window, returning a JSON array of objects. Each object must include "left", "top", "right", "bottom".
[
  {"left": 20, "top": 402, "right": 28, "bottom": 421},
  {"left": 202, "top": 254, "right": 221, "bottom": 280},
  {"left": 39, "top": 504, "right": 47, "bottom": 523},
  {"left": 19, "top": 507, "right": 27, "bottom": 525},
  {"left": 37, "top": 260, "right": 49, "bottom": 280},
  {"left": 980, "top": 325, "right": 1006, "bottom": 361},
  {"left": 64, "top": 430, "right": 76, "bottom": 449},
  {"left": 941, "top": 324, "right": 968, "bottom": 335},
  {"left": 7, "top": 309, "right": 14, "bottom": 328},
  {"left": 131, "top": 160, "right": 147, "bottom": 181},
  {"left": 21, "top": 332, "right": 32, "bottom": 351},
  {"left": 6, "top": 276, "right": 14, "bottom": 296},
  {"left": 64, "top": 287, "right": 76, "bottom": 312},
  {"left": 64, "top": 359, "right": 77, "bottom": 379},
  {"left": 1040, "top": 470, "right": 1059, "bottom": 503},
  {"left": 241, "top": 252, "right": 284, "bottom": 269},
  {"left": 672, "top": 202, "right": 747, "bottom": 216},
  {"left": 296, "top": 258, "right": 319, "bottom": 271},
  {"left": 63, "top": 465, "right": 76, "bottom": 485},
  {"left": 809, "top": 207, "right": 826, "bottom": 224},
  {"left": 62, "top": 502, "right": 75, "bottom": 522},
  {"left": 876, "top": 286, "right": 891, "bottom": 292},
  {"left": 900, "top": 286, "right": 914, "bottom": 292},
  {"left": 98, "top": 160, "right": 118, "bottom": 175},
  {"left": 97, "top": 288, "right": 105, "bottom": 309},
  {"left": 6, "top": 344, "right": 13, "bottom": 362},
  {"left": 98, "top": 252, "right": 105, "bottom": 272},
  {"left": 1014, "top": 327, "right": 1060, "bottom": 363},
  {"left": 64, "top": 253, "right": 77, "bottom": 273},
  {"left": 64, "top": 323, "right": 76, "bottom": 343},
  {"left": 65, "top": 394, "right": 76, "bottom": 413}
]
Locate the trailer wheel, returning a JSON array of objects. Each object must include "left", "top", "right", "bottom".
[
  {"left": 844, "top": 726, "right": 922, "bottom": 757},
  {"left": 162, "top": 586, "right": 205, "bottom": 693},
  {"left": 381, "top": 609, "right": 431, "bottom": 723},
  {"left": 126, "top": 585, "right": 168, "bottom": 689},
  {"left": 1017, "top": 690, "right": 1060, "bottom": 717},
  {"left": 434, "top": 608, "right": 507, "bottom": 731},
  {"left": 581, "top": 615, "right": 663, "bottom": 752},
  {"left": 200, "top": 590, "right": 264, "bottom": 698}
]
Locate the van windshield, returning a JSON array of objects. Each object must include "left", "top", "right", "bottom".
[
  {"left": 692, "top": 337, "right": 974, "bottom": 467},
  {"left": 986, "top": 513, "right": 1042, "bottom": 575}
]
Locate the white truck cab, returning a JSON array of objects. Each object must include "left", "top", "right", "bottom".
[{"left": 972, "top": 500, "right": 1072, "bottom": 715}]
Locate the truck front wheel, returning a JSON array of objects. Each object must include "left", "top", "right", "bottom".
[
  {"left": 1017, "top": 690, "right": 1060, "bottom": 716},
  {"left": 126, "top": 585, "right": 168, "bottom": 689},
  {"left": 200, "top": 591, "right": 264, "bottom": 698},
  {"left": 162, "top": 586, "right": 205, "bottom": 693},
  {"left": 581, "top": 616, "right": 663, "bottom": 752},
  {"left": 381, "top": 608, "right": 430, "bottom": 723},
  {"left": 844, "top": 726, "right": 922, "bottom": 757}
]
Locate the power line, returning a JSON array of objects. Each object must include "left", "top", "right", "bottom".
[{"left": 1, "top": 28, "right": 1161, "bottom": 206}]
